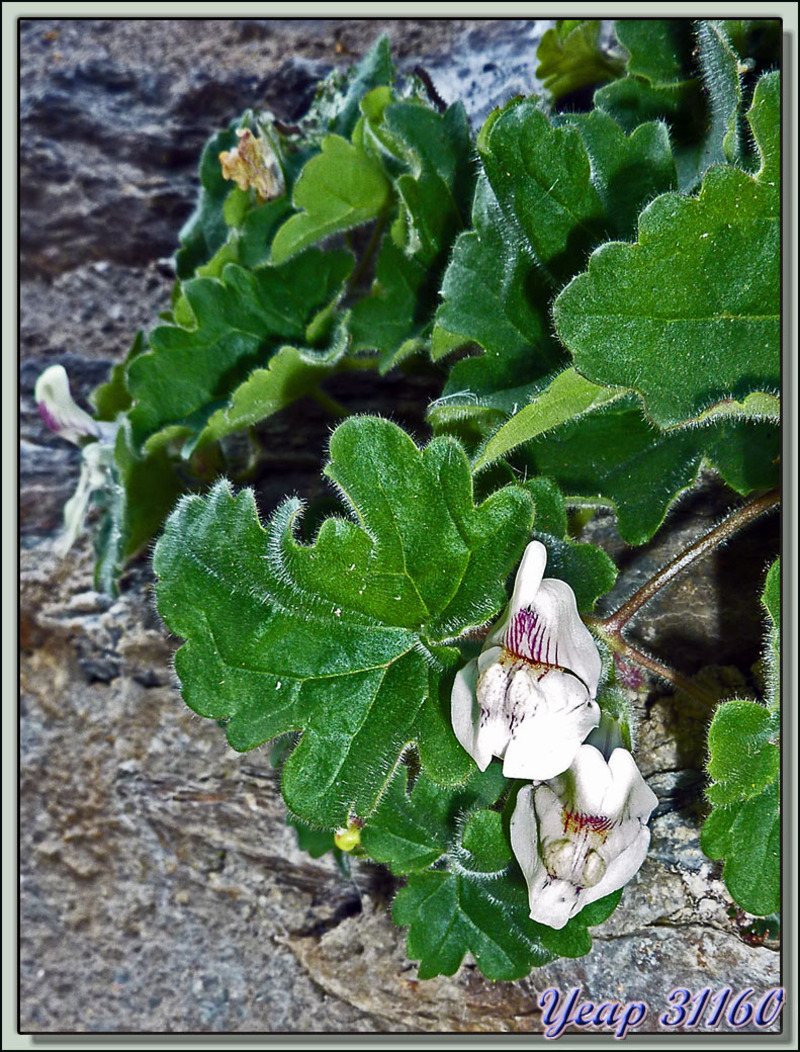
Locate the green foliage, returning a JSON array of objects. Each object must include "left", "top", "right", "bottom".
[
  {"left": 702, "top": 562, "right": 781, "bottom": 916},
  {"left": 555, "top": 73, "right": 778, "bottom": 429},
  {"left": 430, "top": 97, "right": 675, "bottom": 436},
  {"left": 52, "top": 22, "right": 782, "bottom": 981},
  {"left": 154, "top": 417, "right": 534, "bottom": 827},
  {"left": 536, "top": 20, "right": 625, "bottom": 100},
  {"left": 361, "top": 763, "right": 507, "bottom": 873},
  {"left": 702, "top": 701, "right": 780, "bottom": 916},
  {"left": 270, "top": 135, "right": 391, "bottom": 264},
  {"left": 366, "top": 765, "right": 621, "bottom": 979},
  {"left": 472, "top": 369, "right": 625, "bottom": 473},
  {"left": 429, "top": 174, "right": 565, "bottom": 435},
  {"left": 517, "top": 397, "right": 778, "bottom": 545},
  {"left": 761, "top": 559, "right": 780, "bottom": 708},
  {"left": 128, "top": 250, "right": 353, "bottom": 449},
  {"left": 349, "top": 96, "right": 474, "bottom": 370}
]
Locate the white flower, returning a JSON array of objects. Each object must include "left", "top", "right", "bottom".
[
  {"left": 35, "top": 365, "right": 116, "bottom": 445},
  {"left": 510, "top": 736, "right": 658, "bottom": 929},
  {"left": 451, "top": 540, "right": 602, "bottom": 780},
  {"left": 35, "top": 365, "right": 118, "bottom": 555}
]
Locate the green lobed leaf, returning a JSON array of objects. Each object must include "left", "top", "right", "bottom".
[
  {"left": 430, "top": 104, "right": 675, "bottom": 436},
  {"left": 92, "top": 419, "right": 184, "bottom": 594},
  {"left": 695, "top": 20, "right": 745, "bottom": 173},
  {"left": 128, "top": 250, "right": 353, "bottom": 449},
  {"left": 702, "top": 553, "right": 781, "bottom": 917},
  {"left": 429, "top": 174, "right": 566, "bottom": 436},
  {"left": 349, "top": 98, "right": 474, "bottom": 371},
  {"left": 154, "top": 417, "right": 534, "bottom": 827},
  {"left": 597, "top": 21, "right": 709, "bottom": 192},
  {"left": 705, "top": 701, "right": 779, "bottom": 808},
  {"left": 348, "top": 239, "right": 430, "bottom": 370},
  {"left": 702, "top": 698, "right": 780, "bottom": 916},
  {"left": 555, "top": 110, "right": 677, "bottom": 238},
  {"left": 614, "top": 19, "right": 694, "bottom": 87},
  {"left": 701, "top": 786, "right": 779, "bottom": 917},
  {"left": 91, "top": 330, "right": 145, "bottom": 421},
  {"left": 554, "top": 71, "right": 779, "bottom": 429},
  {"left": 388, "top": 785, "right": 622, "bottom": 980},
  {"left": 536, "top": 20, "right": 625, "bottom": 100},
  {"left": 193, "top": 320, "right": 351, "bottom": 450},
  {"left": 516, "top": 397, "right": 779, "bottom": 546},
  {"left": 361, "top": 763, "right": 507, "bottom": 874},
  {"left": 761, "top": 558, "right": 780, "bottom": 709},
  {"left": 472, "top": 368, "right": 626, "bottom": 473},
  {"left": 477, "top": 96, "right": 606, "bottom": 285},
  {"left": 270, "top": 135, "right": 391, "bottom": 264}
]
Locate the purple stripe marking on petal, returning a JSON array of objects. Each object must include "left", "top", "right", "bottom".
[{"left": 38, "top": 402, "right": 62, "bottom": 434}]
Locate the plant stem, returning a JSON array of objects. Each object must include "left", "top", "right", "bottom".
[
  {"left": 310, "top": 389, "right": 349, "bottom": 418},
  {"left": 587, "top": 488, "right": 780, "bottom": 705},
  {"left": 347, "top": 209, "right": 388, "bottom": 294},
  {"left": 600, "top": 489, "right": 780, "bottom": 636}
]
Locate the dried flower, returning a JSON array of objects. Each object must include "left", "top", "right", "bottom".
[{"left": 219, "top": 127, "right": 285, "bottom": 202}]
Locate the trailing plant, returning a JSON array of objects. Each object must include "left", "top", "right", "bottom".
[{"left": 36, "top": 21, "right": 781, "bottom": 981}]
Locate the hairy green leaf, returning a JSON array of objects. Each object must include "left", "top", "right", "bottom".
[
  {"left": 361, "top": 764, "right": 507, "bottom": 874},
  {"left": 762, "top": 558, "right": 780, "bottom": 709},
  {"left": 429, "top": 174, "right": 566, "bottom": 435},
  {"left": 350, "top": 99, "right": 474, "bottom": 370},
  {"left": 517, "top": 398, "right": 779, "bottom": 545},
  {"left": 128, "top": 250, "right": 352, "bottom": 449},
  {"left": 271, "top": 135, "right": 391, "bottom": 264},
  {"left": 556, "top": 110, "right": 677, "bottom": 238},
  {"left": 696, "top": 20, "right": 745, "bottom": 171},
  {"left": 91, "top": 331, "right": 145, "bottom": 421},
  {"left": 615, "top": 19, "right": 694, "bottom": 87},
  {"left": 702, "top": 701, "right": 780, "bottom": 916},
  {"left": 473, "top": 368, "right": 626, "bottom": 473},
  {"left": 348, "top": 239, "right": 430, "bottom": 370},
  {"left": 154, "top": 417, "right": 534, "bottom": 827},
  {"left": 391, "top": 795, "right": 621, "bottom": 980},
  {"left": 536, "top": 20, "right": 625, "bottom": 100},
  {"left": 702, "top": 553, "right": 781, "bottom": 916},
  {"left": 194, "top": 322, "right": 351, "bottom": 450},
  {"left": 478, "top": 96, "right": 606, "bottom": 285},
  {"left": 706, "top": 702, "right": 779, "bottom": 808},
  {"left": 430, "top": 104, "right": 675, "bottom": 436},
  {"left": 555, "top": 72, "right": 779, "bottom": 429}
]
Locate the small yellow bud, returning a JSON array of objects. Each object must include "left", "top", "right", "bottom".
[{"left": 334, "top": 825, "right": 362, "bottom": 852}]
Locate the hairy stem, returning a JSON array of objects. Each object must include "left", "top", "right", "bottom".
[
  {"left": 587, "top": 489, "right": 780, "bottom": 705},
  {"left": 600, "top": 489, "right": 780, "bottom": 635}
]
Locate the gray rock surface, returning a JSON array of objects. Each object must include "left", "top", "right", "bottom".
[{"left": 19, "top": 17, "right": 781, "bottom": 1036}]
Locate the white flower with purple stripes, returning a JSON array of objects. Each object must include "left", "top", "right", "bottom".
[
  {"left": 35, "top": 364, "right": 119, "bottom": 555},
  {"left": 451, "top": 540, "right": 602, "bottom": 781},
  {"left": 510, "top": 720, "right": 658, "bottom": 929}
]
